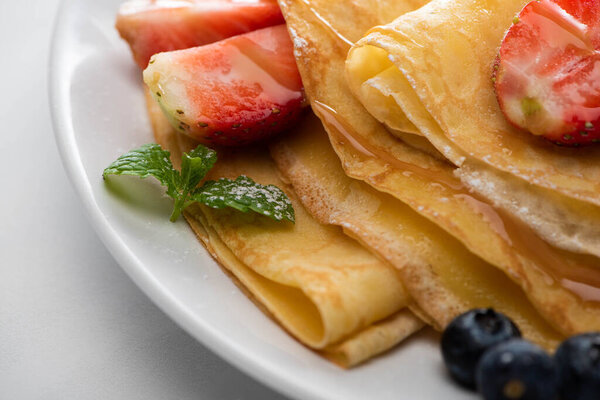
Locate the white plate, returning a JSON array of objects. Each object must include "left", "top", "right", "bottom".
[{"left": 49, "top": 1, "right": 477, "bottom": 399}]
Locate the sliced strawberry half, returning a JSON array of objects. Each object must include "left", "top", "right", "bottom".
[
  {"left": 116, "top": 0, "right": 284, "bottom": 69},
  {"left": 495, "top": 0, "right": 600, "bottom": 145},
  {"left": 143, "top": 25, "right": 305, "bottom": 146}
]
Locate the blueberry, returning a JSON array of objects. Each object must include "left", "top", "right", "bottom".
[
  {"left": 441, "top": 308, "right": 521, "bottom": 387},
  {"left": 555, "top": 332, "right": 600, "bottom": 400},
  {"left": 476, "top": 339, "right": 558, "bottom": 400}
]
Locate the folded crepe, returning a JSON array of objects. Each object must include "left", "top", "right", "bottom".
[
  {"left": 271, "top": 113, "right": 562, "bottom": 349},
  {"left": 346, "top": 0, "right": 600, "bottom": 259},
  {"left": 279, "top": 0, "right": 600, "bottom": 335},
  {"left": 146, "top": 91, "right": 423, "bottom": 367},
  {"left": 349, "top": 0, "right": 600, "bottom": 208}
]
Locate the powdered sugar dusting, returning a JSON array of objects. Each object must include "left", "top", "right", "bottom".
[{"left": 196, "top": 176, "right": 295, "bottom": 222}]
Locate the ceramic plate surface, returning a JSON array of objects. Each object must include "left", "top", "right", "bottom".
[{"left": 49, "top": 1, "right": 477, "bottom": 399}]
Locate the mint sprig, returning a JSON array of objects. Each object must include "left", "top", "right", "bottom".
[{"left": 103, "top": 143, "right": 294, "bottom": 223}]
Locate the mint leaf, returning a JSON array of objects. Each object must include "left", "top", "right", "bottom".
[
  {"left": 192, "top": 176, "right": 295, "bottom": 223},
  {"left": 180, "top": 145, "right": 217, "bottom": 194},
  {"left": 104, "top": 144, "right": 294, "bottom": 223},
  {"left": 103, "top": 143, "right": 179, "bottom": 198}
]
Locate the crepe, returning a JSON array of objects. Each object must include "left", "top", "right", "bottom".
[
  {"left": 347, "top": 49, "right": 600, "bottom": 259},
  {"left": 350, "top": 0, "right": 600, "bottom": 206},
  {"left": 346, "top": 1, "right": 600, "bottom": 258},
  {"left": 146, "top": 92, "right": 423, "bottom": 367},
  {"left": 279, "top": 0, "right": 600, "bottom": 335},
  {"left": 271, "top": 113, "right": 562, "bottom": 349}
]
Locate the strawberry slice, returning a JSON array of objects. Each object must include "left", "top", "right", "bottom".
[
  {"left": 143, "top": 25, "right": 305, "bottom": 146},
  {"left": 494, "top": 0, "right": 600, "bottom": 145},
  {"left": 116, "top": 0, "right": 284, "bottom": 69}
]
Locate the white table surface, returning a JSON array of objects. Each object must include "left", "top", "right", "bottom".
[{"left": 0, "top": 1, "right": 288, "bottom": 398}]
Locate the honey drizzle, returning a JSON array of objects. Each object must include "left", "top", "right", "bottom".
[
  {"left": 313, "top": 101, "right": 465, "bottom": 191},
  {"left": 298, "top": 0, "right": 354, "bottom": 48},
  {"left": 313, "top": 100, "right": 600, "bottom": 304}
]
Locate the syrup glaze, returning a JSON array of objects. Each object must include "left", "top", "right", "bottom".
[
  {"left": 312, "top": 100, "right": 600, "bottom": 305},
  {"left": 314, "top": 102, "right": 470, "bottom": 191},
  {"left": 298, "top": 0, "right": 354, "bottom": 48}
]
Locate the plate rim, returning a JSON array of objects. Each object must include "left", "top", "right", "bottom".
[{"left": 47, "top": 1, "right": 328, "bottom": 399}]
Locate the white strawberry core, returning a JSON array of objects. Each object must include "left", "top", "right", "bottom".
[{"left": 144, "top": 53, "right": 194, "bottom": 120}]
